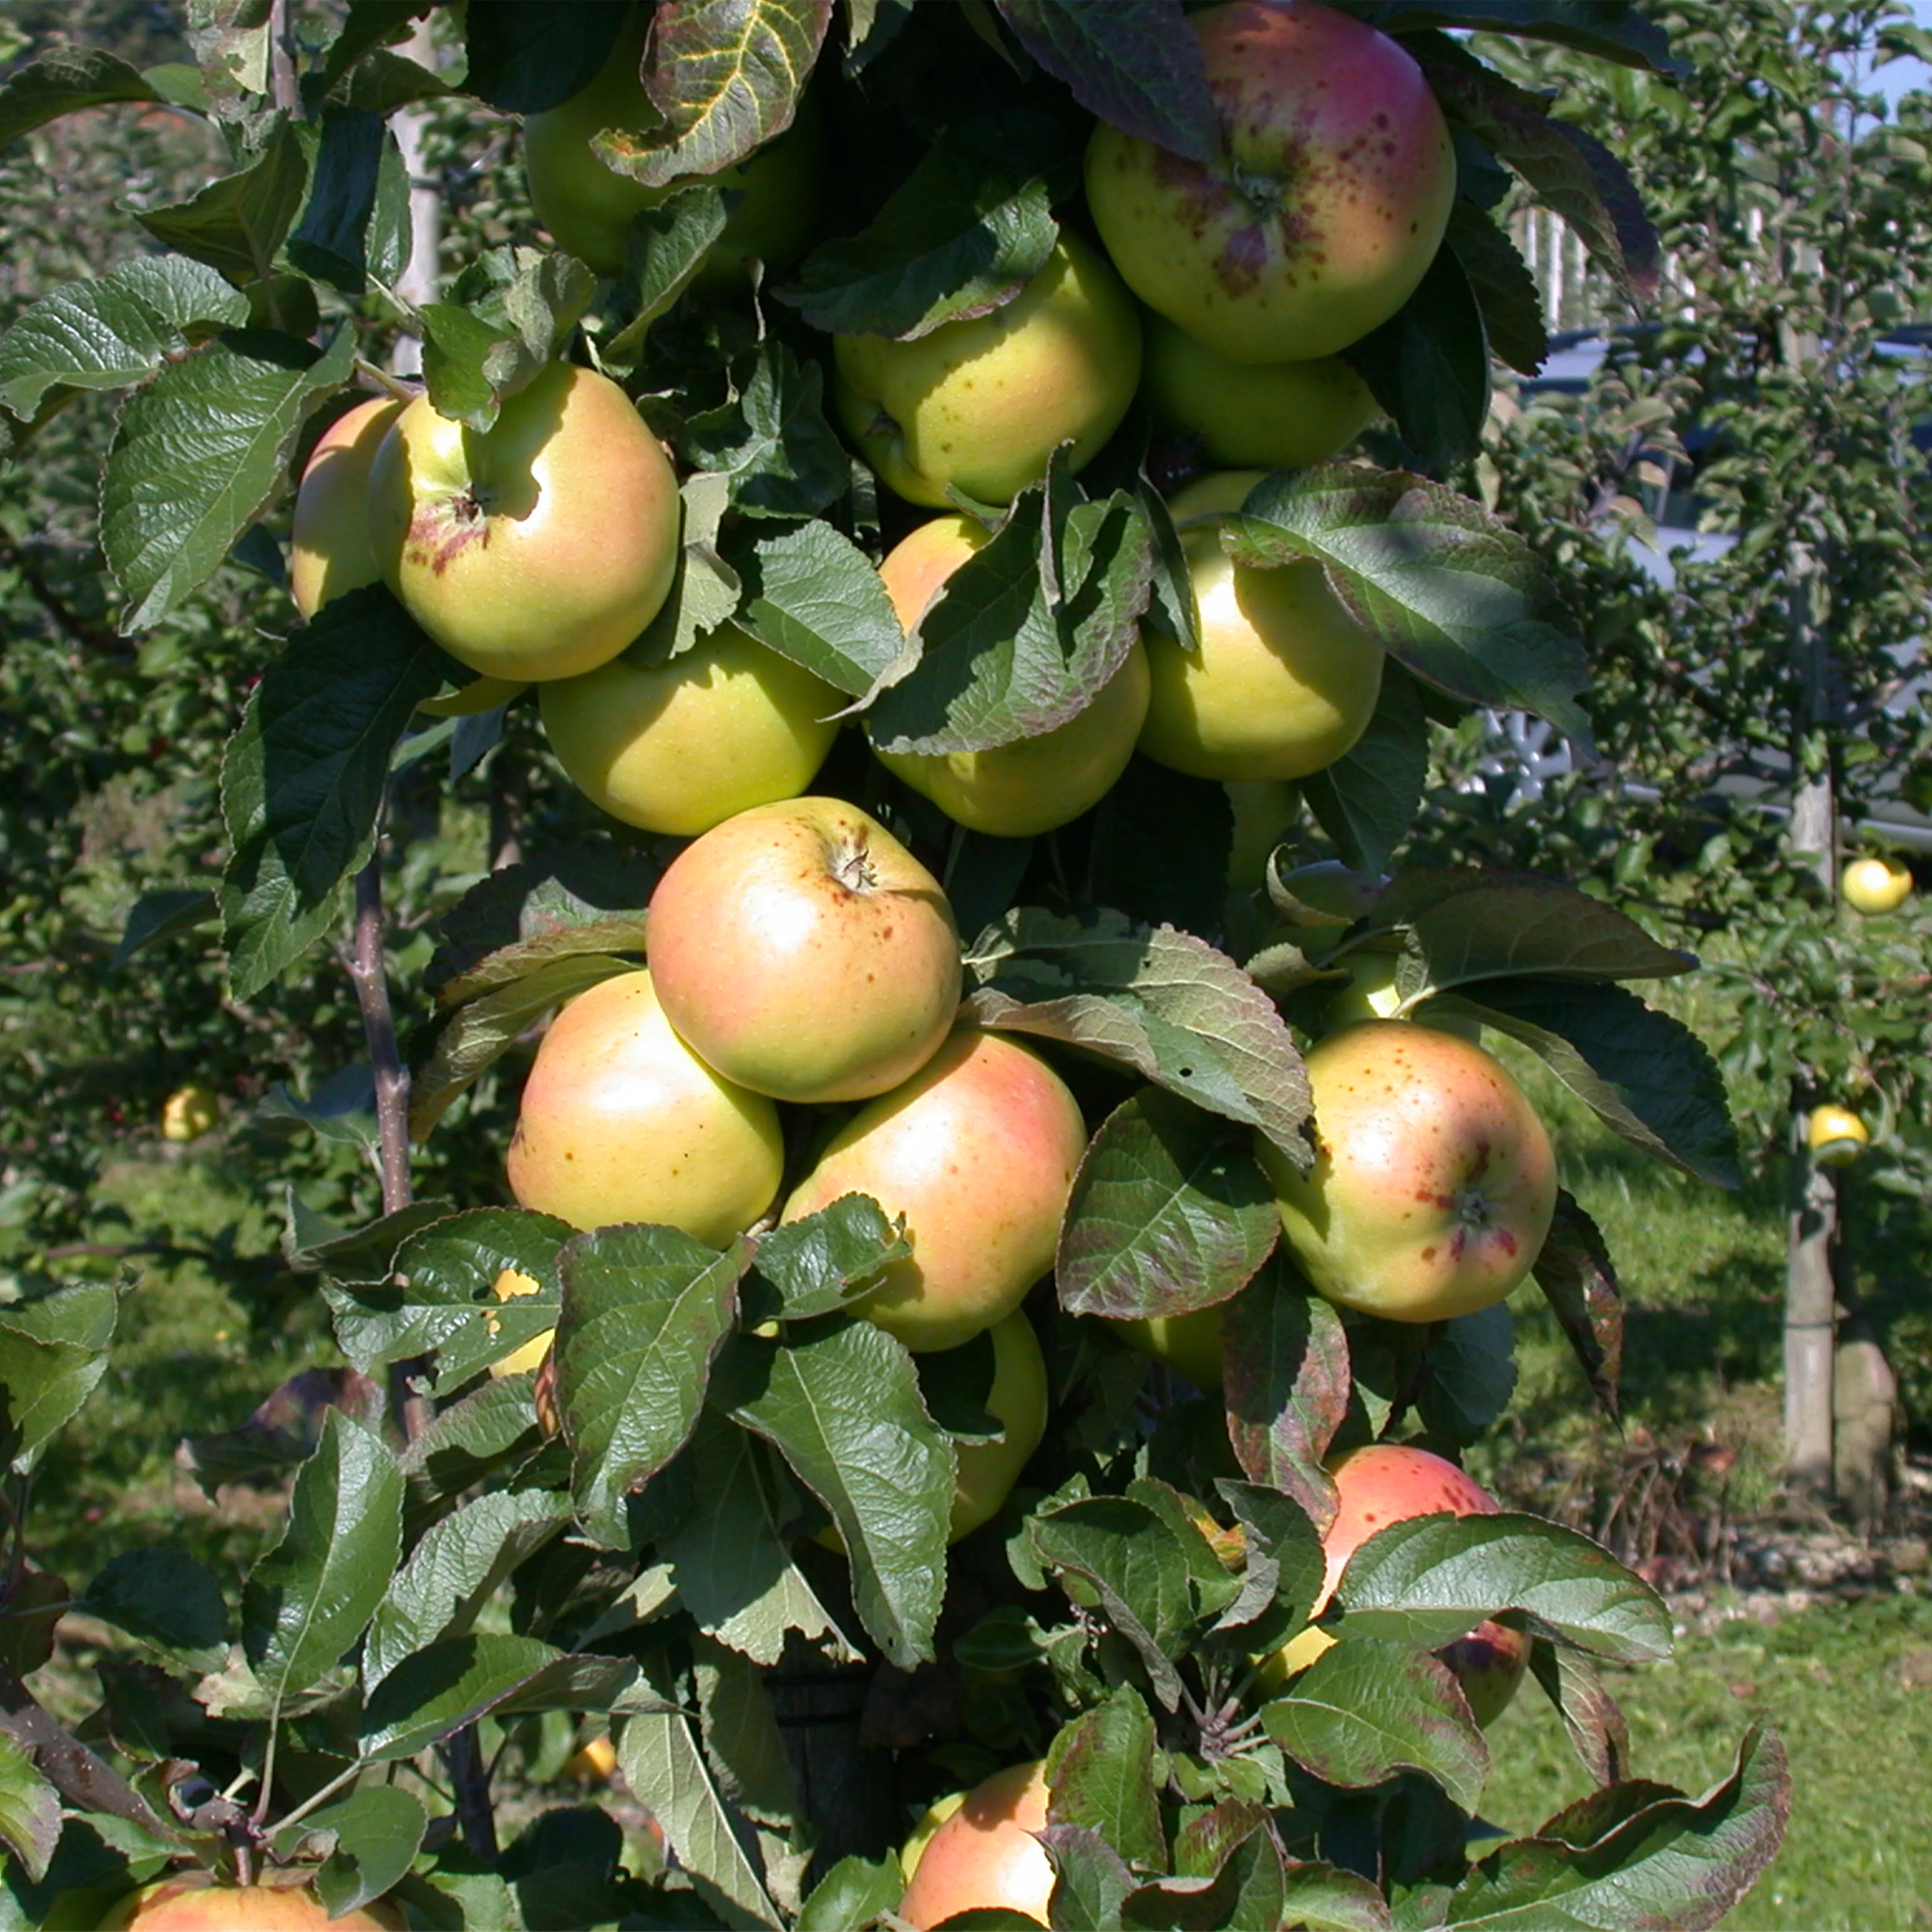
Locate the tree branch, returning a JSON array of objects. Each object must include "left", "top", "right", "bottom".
[{"left": 0, "top": 1664, "right": 179, "bottom": 1841}]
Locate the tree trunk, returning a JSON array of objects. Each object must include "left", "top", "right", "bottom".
[
  {"left": 1783, "top": 1099, "right": 1837, "bottom": 1502},
  {"left": 391, "top": 23, "right": 442, "bottom": 375}
]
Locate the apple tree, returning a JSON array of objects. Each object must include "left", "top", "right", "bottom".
[{"left": 0, "top": 2, "right": 1791, "bottom": 1927}]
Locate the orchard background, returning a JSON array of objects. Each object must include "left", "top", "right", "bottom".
[{"left": 0, "top": 0, "right": 1929, "bottom": 1927}]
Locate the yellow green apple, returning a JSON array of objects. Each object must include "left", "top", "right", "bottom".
[
  {"left": 1842, "top": 854, "right": 1913, "bottom": 914},
  {"left": 1108, "top": 1303, "right": 1224, "bottom": 1390},
  {"left": 781, "top": 1030, "right": 1087, "bottom": 1352},
  {"left": 368, "top": 360, "right": 681, "bottom": 682},
  {"left": 1087, "top": 0, "right": 1456, "bottom": 363},
  {"left": 540, "top": 622, "right": 840, "bottom": 835},
  {"left": 290, "top": 394, "right": 405, "bottom": 618},
  {"left": 832, "top": 231, "right": 1142, "bottom": 508},
  {"left": 160, "top": 1083, "right": 220, "bottom": 1143},
  {"left": 1257, "top": 1020, "right": 1557, "bottom": 1322},
  {"left": 1139, "top": 471, "right": 1383, "bottom": 782},
  {"left": 949, "top": 1310, "right": 1050, "bottom": 1539},
  {"left": 98, "top": 1874, "right": 402, "bottom": 1931},
  {"left": 1320, "top": 948, "right": 1481, "bottom": 1043},
  {"left": 1808, "top": 1103, "right": 1870, "bottom": 1166},
  {"left": 871, "top": 516, "right": 1151, "bottom": 834},
  {"left": 1142, "top": 312, "right": 1378, "bottom": 467},
  {"left": 646, "top": 796, "right": 963, "bottom": 1105},
  {"left": 485, "top": 1267, "right": 552, "bottom": 1378},
  {"left": 506, "top": 967, "right": 783, "bottom": 1243},
  {"left": 898, "top": 1760, "right": 1052, "bottom": 1930}
]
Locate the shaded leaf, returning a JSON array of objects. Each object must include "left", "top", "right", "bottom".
[
  {"left": 303, "top": 1787, "right": 426, "bottom": 1921},
  {"left": 82, "top": 1551, "right": 228, "bottom": 1673},
  {"left": 749, "top": 1195, "right": 910, "bottom": 1322},
  {"left": 1376, "top": 0, "right": 1680, "bottom": 71},
  {"left": 1213, "top": 1479, "right": 1327, "bottom": 1643},
  {"left": 459, "top": 0, "right": 626, "bottom": 113},
  {"left": 110, "top": 887, "right": 221, "bottom": 968},
  {"left": 1446, "top": 199, "right": 1549, "bottom": 379},
  {"left": 1530, "top": 1638, "right": 1630, "bottom": 1789},
  {"left": 1300, "top": 664, "right": 1433, "bottom": 879},
  {"left": 1416, "top": 1304, "right": 1518, "bottom": 1447},
  {"left": 682, "top": 341, "right": 850, "bottom": 519},
  {"left": 1532, "top": 1190, "right": 1623, "bottom": 1423},
  {"left": 136, "top": 118, "right": 309, "bottom": 282},
  {"left": 0, "top": 44, "right": 176, "bottom": 144},
  {"left": 1341, "top": 244, "right": 1491, "bottom": 471}
]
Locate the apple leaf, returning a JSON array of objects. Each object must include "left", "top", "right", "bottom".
[
  {"left": 1340, "top": 242, "right": 1492, "bottom": 472},
  {"left": 1222, "top": 1254, "right": 1351, "bottom": 1528},
  {"left": 364, "top": 1490, "right": 573, "bottom": 1686},
  {"left": 1043, "top": 1824, "right": 1137, "bottom": 1932},
  {"left": 1446, "top": 197, "right": 1549, "bottom": 378},
  {"left": 1213, "top": 1479, "right": 1327, "bottom": 1644},
  {"left": 0, "top": 1732, "right": 60, "bottom": 1887},
  {"left": 1047, "top": 1684, "right": 1166, "bottom": 1870},
  {"left": 994, "top": 0, "right": 1220, "bottom": 165},
  {"left": 242, "top": 1410, "right": 402, "bottom": 1702},
  {"left": 747, "top": 1194, "right": 910, "bottom": 1322},
  {"left": 779, "top": 115, "right": 1070, "bottom": 339},
  {"left": 796, "top": 1856, "right": 904, "bottom": 1932},
  {"left": 657, "top": 1415, "right": 862, "bottom": 1664},
  {"left": 694, "top": 1637, "right": 803, "bottom": 1833},
  {"left": 1089, "top": 757, "right": 1235, "bottom": 940},
  {"left": 866, "top": 470, "right": 1154, "bottom": 756},
  {"left": 1533, "top": 1189, "right": 1624, "bottom": 1421},
  {"left": 458, "top": 0, "right": 628, "bottom": 113},
  {"left": 603, "top": 0, "right": 831, "bottom": 187},
  {"left": 1299, "top": 664, "right": 1433, "bottom": 879},
  {"left": 1057, "top": 1089, "right": 1278, "bottom": 1321},
  {"left": 1224, "top": 464, "right": 1595, "bottom": 755},
  {"left": 738, "top": 517, "right": 907, "bottom": 697},
  {"left": 398, "top": 1378, "right": 548, "bottom": 1516},
  {"left": 1531, "top": 1637, "right": 1631, "bottom": 1788},
  {"left": 434, "top": 912, "right": 650, "bottom": 1008},
  {"left": 1416, "top": 1304, "right": 1518, "bottom": 1446},
  {"left": 681, "top": 340, "right": 850, "bottom": 518},
  {"left": 1380, "top": 0, "right": 1681, "bottom": 72},
  {"left": 556, "top": 1226, "right": 749, "bottom": 1550},
  {"left": 103, "top": 322, "right": 355, "bottom": 633},
  {"left": 300, "top": 1787, "right": 427, "bottom": 1922},
  {"left": 966, "top": 906, "right": 1313, "bottom": 1164},
  {"left": 1437, "top": 977, "right": 1740, "bottom": 1186},
  {"left": 603, "top": 183, "right": 734, "bottom": 362},
  {"left": 0, "top": 257, "right": 247, "bottom": 421},
  {"left": 110, "top": 885, "right": 221, "bottom": 967},
  {"left": 0, "top": 1283, "right": 120, "bottom": 1470},
  {"left": 1337, "top": 1511, "right": 1672, "bottom": 1662},
  {"left": 1419, "top": 40, "right": 1663, "bottom": 302},
  {"left": 1263, "top": 1638, "right": 1491, "bottom": 1817},
  {"left": 135, "top": 118, "right": 309, "bottom": 282},
  {"left": 81, "top": 1550, "right": 229, "bottom": 1674},
  {"left": 710, "top": 1320, "right": 952, "bottom": 1669},
  {"left": 0, "top": 44, "right": 182, "bottom": 143},
  {"left": 419, "top": 247, "right": 596, "bottom": 430},
  {"left": 1450, "top": 1724, "right": 1790, "bottom": 1930},
  {"left": 287, "top": 107, "right": 412, "bottom": 296},
  {"left": 322, "top": 1206, "right": 575, "bottom": 1383}
]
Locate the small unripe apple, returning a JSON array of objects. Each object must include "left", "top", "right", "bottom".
[
  {"left": 1258, "top": 1021, "right": 1557, "bottom": 1322},
  {"left": 1842, "top": 854, "right": 1913, "bottom": 915},
  {"left": 1142, "top": 312, "right": 1378, "bottom": 469},
  {"left": 647, "top": 797, "right": 963, "bottom": 1106},
  {"left": 160, "top": 1084, "right": 220, "bottom": 1143},
  {"left": 833, "top": 232, "right": 1142, "bottom": 508},
  {"left": 290, "top": 395, "right": 405, "bottom": 618},
  {"left": 540, "top": 623, "right": 840, "bottom": 835},
  {"left": 781, "top": 1031, "right": 1087, "bottom": 1351},
  {"left": 1807, "top": 1103, "right": 1870, "bottom": 1167},
  {"left": 871, "top": 516, "right": 1152, "bottom": 835},
  {"left": 1320, "top": 949, "right": 1481, "bottom": 1043},
  {"left": 1139, "top": 472, "right": 1384, "bottom": 782},
  {"left": 898, "top": 1759, "right": 1051, "bottom": 1929},
  {"left": 1108, "top": 1303, "right": 1225, "bottom": 1390},
  {"left": 369, "top": 361, "right": 681, "bottom": 683},
  {"left": 97, "top": 1873, "right": 402, "bottom": 1931},
  {"left": 506, "top": 968, "right": 783, "bottom": 1244},
  {"left": 1087, "top": 0, "right": 1456, "bottom": 363},
  {"left": 486, "top": 1267, "right": 552, "bottom": 1378}
]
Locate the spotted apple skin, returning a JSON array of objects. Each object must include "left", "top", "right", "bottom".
[
  {"left": 1086, "top": 0, "right": 1456, "bottom": 363},
  {"left": 1258, "top": 1020, "right": 1557, "bottom": 1321}
]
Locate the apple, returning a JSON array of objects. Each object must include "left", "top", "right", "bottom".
[
  {"left": 900, "top": 1790, "right": 968, "bottom": 1885},
  {"left": 832, "top": 232, "right": 1143, "bottom": 508},
  {"left": 506, "top": 967, "right": 784, "bottom": 1244},
  {"left": 646, "top": 796, "right": 963, "bottom": 1105},
  {"left": 368, "top": 360, "right": 681, "bottom": 683},
  {"left": 898, "top": 1759, "right": 1052, "bottom": 1930},
  {"left": 540, "top": 623, "right": 840, "bottom": 835},
  {"left": 1108, "top": 1303, "right": 1225, "bottom": 1390},
  {"left": 1257, "top": 1020, "right": 1557, "bottom": 1322},
  {"left": 1320, "top": 949, "right": 1482, "bottom": 1043},
  {"left": 486, "top": 1267, "right": 552, "bottom": 1378},
  {"left": 871, "top": 516, "right": 1152, "bottom": 835},
  {"left": 1139, "top": 471, "right": 1384, "bottom": 782},
  {"left": 1807, "top": 1103, "right": 1870, "bottom": 1167},
  {"left": 289, "top": 395, "right": 405, "bottom": 618},
  {"left": 1142, "top": 312, "right": 1379, "bottom": 468},
  {"left": 1262, "top": 1444, "right": 1529, "bottom": 1728},
  {"left": 1086, "top": 0, "right": 1457, "bottom": 364},
  {"left": 781, "top": 1031, "right": 1088, "bottom": 1351},
  {"left": 523, "top": 8, "right": 823, "bottom": 283},
  {"left": 950, "top": 1310, "right": 1050, "bottom": 1539},
  {"left": 98, "top": 1872, "right": 401, "bottom": 1931},
  {"left": 565, "top": 1733, "right": 620, "bottom": 1782},
  {"left": 160, "top": 1084, "right": 220, "bottom": 1143},
  {"left": 1842, "top": 854, "right": 1913, "bottom": 914},
  {"left": 417, "top": 675, "right": 527, "bottom": 718}
]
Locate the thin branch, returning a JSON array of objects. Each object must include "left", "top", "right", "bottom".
[
  {"left": 350, "top": 858, "right": 414, "bottom": 1222},
  {"left": 0, "top": 1665, "right": 179, "bottom": 1840}
]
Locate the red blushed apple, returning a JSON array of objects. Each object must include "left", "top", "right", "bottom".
[
  {"left": 646, "top": 797, "right": 963, "bottom": 1106},
  {"left": 898, "top": 1759, "right": 1052, "bottom": 1929},
  {"left": 1257, "top": 1021, "right": 1557, "bottom": 1322},
  {"left": 97, "top": 1872, "right": 402, "bottom": 1930},
  {"left": 781, "top": 1030, "right": 1088, "bottom": 1352},
  {"left": 1086, "top": 0, "right": 1457, "bottom": 363},
  {"left": 1266, "top": 1444, "right": 1530, "bottom": 1728}
]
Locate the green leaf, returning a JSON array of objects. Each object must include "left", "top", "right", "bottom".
[
  {"left": 1029, "top": 1495, "right": 1194, "bottom": 1707},
  {"left": 1440, "top": 979, "right": 1741, "bottom": 1187},
  {"left": 1264, "top": 1637, "right": 1490, "bottom": 1815},
  {"left": 103, "top": 324, "right": 355, "bottom": 632},
  {"left": 1088, "top": 758, "right": 1233, "bottom": 939},
  {"left": 717, "top": 1320, "right": 953, "bottom": 1669},
  {"left": 748, "top": 1195, "right": 910, "bottom": 1322},
  {"left": 681, "top": 341, "right": 849, "bottom": 519},
  {"left": 1340, "top": 243, "right": 1491, "bottom": 471},
  {"left": 1448, "top": 1723, "right": 1790, "bottom": 1930},
  {"left": 0, "top": 258, "right": 248, "bottom": 422},
  {"left": 0, "top": 45, "right": 179, "bottom": 143},
  {"left": 694, "top": 1637, "right": 802, "bottom": 1831},
  {"left": 81, "top": 1550, "right": 228, "bottom": 1672},
  {"left": 110, "top": 887, "right": 221, "bottom": 968},
  {"left": 258, "top": 1064, "right": 379, "bottom": 1159},
  {"left": 0, "top": 1283, "right": 119, "bottom": 1468},
  {"left": 459, "top": 0, "right": 626, "bottom": 113},
  {"left": 1375, "top": 0, "right": 1680, "bottom": 71},
  {"left": 1530, "top": 1639, "right": 1630, "bottom": 1790},
  {"left": 365, "top": 1490, "right": 572, "bottom": 1684},
  {"left": 1299, "top": 665, "right": 1433, "bottom": 879},
  {"left": 0, "top": 1732, "right": 59, "bottom": 1885},
  {"left": 1446, "top": 199, "right": 1549, "bottom": 379},
  {"left": 967, "top": 906, "right": 1311, "bottom": 1164},
  {"left": 287, "top": 108, "right": 411, "bottom": 295},
  {"left": 1222, "top": 1253, "right": 1351, "bottom": 1527},
  {"left": 398, "top": 1378, "right": 547, "bottom": 1514},
  {"left": 780, "top": 116, "right": 1065, "bottom": 339},
  {"left": 1042, "top": 1823, "right": 1136, "bottom": 1932},
  {"left": 1056, "top": 1089, "right": 1277, "bottom": 1321},
  {"left": 1338, "top": 1512, "right": 1671, "bottom": 1663},
  {"left": 242, "top": 1410, "right": 403, "bottom": 1702},
  {"left": 1213, "top": 1479, "right": 1328, "bottom": 1643},
  {"left": 622, "top": 473, "right": 744, "bottom": 667},
  {"left": 738, "top": 518, "right": 907, "bottom": 698},
  {"left": 1417, "top": 1305, "right": 1518, "bottom": 1446},
  {"left": 136, "top": 118, "right": 309, "bottom": 283},
  {"left": 605, "top": 184, "right": 734, "bottom": 360},
  {"left": 1225, "top": 464, "right": 1595, "bottom": 754},
  {"left": 429, "top": 852, "right": 657, "bottom": 1000},
  {"left": 1533, "top": 1190, "right": 1623, "bottom": 1423},
  {"left": 557, "top": 1225, "right": 749, "bottom": 1549},
  {"left": 1045, "top": 1685, "right": 1165, "bottom": 1869},
  {"left": 796, "top": 1855, "right": 903, "bottom": 1932},
  {"left": 301, "top": 1787, "right": 426, "bottom": 1921},
  {"left": 994, "top": 0, "right": 1219, "bottom": 165},
  {"left": 284, "top": 1196, "right": 457, "bottom": 1278}
]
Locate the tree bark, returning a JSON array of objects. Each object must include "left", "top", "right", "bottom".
[{"left": 1782, "top": 1100, "right": 1838, "bottom": 1502}]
